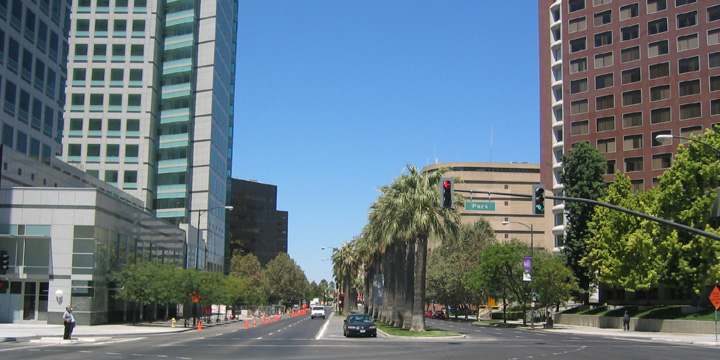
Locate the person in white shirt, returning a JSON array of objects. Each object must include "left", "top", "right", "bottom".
[{"left": 63, "top": 306, "right": 75, "bottom": 339}]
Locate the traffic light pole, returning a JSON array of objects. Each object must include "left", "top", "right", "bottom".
[{"left": 453, "top": 189, "right": 720, "bottom": 242}]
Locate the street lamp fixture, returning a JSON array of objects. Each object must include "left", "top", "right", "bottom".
[
  {"left": 501, "top": 220, "right": 535, "bottom": 330},
  {"left": 655, "top": 134, "right": 720, "bottom": 157},
  {"left": 194, "top": 206, "right": 233, "bottom": 270}
]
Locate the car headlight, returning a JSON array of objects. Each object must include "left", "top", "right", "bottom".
[
  {"left": 347, "top": 326, "right": 358, "bottom": 329},
  {"left": 368, "top": 326, "right": 376, "bottom": 329}
]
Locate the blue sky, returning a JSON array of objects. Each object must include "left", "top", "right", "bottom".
[{"left": 232, "top": 1, "right": 540, "bottom": 284}]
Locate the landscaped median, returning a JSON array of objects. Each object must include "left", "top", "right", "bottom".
[{"left": 375, "top": 321, "right": 464, "bottom": 338}]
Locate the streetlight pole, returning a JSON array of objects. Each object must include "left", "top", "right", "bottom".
[
  {"left": 655, "top": 134, "right": 720, "bottom": 157},
  {"left": 194, "top": 206, "right": 233, "bottom": 270},
  {"left": 502, "top": 220, "right": 535, "bottom": 330}
]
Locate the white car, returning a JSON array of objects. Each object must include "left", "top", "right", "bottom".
[{"left": 310, "top": 306, "right": 326, "bottom": 319}]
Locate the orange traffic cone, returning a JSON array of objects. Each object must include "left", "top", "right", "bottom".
[
  {"left": 197, "top": 321, "right": 203, "bottom": 330},
  {"left": 245, "top": 320, "right": 249, "bottom": 328},
  {"left": 253, "top": 319, "right": 257, "bottom": 327}
]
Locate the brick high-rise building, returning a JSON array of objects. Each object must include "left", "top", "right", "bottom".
[{"left": 539, "top": 0, "right": 720, "bottom": 248}]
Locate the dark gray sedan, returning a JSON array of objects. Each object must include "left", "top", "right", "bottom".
[{"left": 343, "top": 314, "right": 377, "bottom": 337}]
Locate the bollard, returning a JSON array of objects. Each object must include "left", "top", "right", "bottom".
[{"left": 171, "top": 317, "right": 176, "bottom": 328}]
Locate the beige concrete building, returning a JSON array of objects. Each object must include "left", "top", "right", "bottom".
[{"left": 421, "top": 162, "right": 554, "bottom": 252}]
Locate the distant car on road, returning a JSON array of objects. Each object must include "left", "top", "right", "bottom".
[
  {"left": 424, "top": 310, "right": 432, "bottom": 318},
  {"left": 343, "top": 314, "right": 377, "bottom": 337},
  {"left": 431, "top": 311, "right": 446, "bottom": 319},
  {"left": 311, "top": 306, "right": 326, "bottom": 319}
]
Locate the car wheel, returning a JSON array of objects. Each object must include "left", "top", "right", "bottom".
[{"left": 372, "top": 333, "right": 377, "bottom": 338}]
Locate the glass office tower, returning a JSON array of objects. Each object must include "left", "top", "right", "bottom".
[{"left": 63, "top": 0, "right": 237, "bottom": 272}]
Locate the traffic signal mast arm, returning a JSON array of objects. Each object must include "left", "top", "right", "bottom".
[{"left": 453, "top": 189, "right": 720, "bottom": 242}]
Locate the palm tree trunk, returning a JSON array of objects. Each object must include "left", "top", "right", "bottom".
[
  {"left": 402, "top": 241, "right": 414, "bottom": 330},
  {"left": 410, "top": 237, "right": 427, "bottom": 331},
  {"left": 343, "top": 266, "right": 352, "bottom": 316}
]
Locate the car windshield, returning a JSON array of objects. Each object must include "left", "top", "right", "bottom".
[
  {"left": 349, "top": 315, "right": 372, "bottom": 323},
  {"left": 313, "top": 307, "right": 324, "bottom": 310}
]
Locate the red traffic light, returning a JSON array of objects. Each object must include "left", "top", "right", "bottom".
[{"left": 444, "top": 180, "right": 452, "bottom": 188}]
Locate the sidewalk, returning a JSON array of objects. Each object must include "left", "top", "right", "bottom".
[
  {"left": 0, "top": 317, "right": 244, "bottom": 344},
  {"left": 538, "top": 323, "right": 720, "bottom": 347}
]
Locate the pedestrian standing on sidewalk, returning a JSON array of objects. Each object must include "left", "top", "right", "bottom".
[
  {"left": 622, "top": 311, "right": 630, "bottom": 331},
  {"left": 63, "top": 306, "right": 75, "bottom": 339}
]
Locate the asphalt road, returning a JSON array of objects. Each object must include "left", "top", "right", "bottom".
[{"left": 0, "top": 314, "right": 717, "bottom": 360}]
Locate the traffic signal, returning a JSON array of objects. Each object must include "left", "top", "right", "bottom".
[
  {"left": 0, "top": 250, "right": 8, "bottom": 274},
  {"left": 440, "top": 178, "right": 454, "bottom": 208},
  {"left": 0, "top": 279, "right": 7, "bottom": 293},
  {"left": 532, "top": 184, "right": 545, "bottom": 215}
]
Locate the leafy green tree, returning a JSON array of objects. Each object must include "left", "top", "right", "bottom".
[
  {"left": 427, "top": 220, "right": 494, "bottom": 319},
  {"left": 263, "top": 253, "right": 308, "bottom": 306},
  {"left": 560, "top": 141, "right": 607, "bottom": 304},
  {"left": 652, "top": 130, "right": 720, "bottom": 297},
  {"left": 467, "top": 240, "right": 530, "bottom": 324},
  {"left": 229, "top": 253, "right": 266, "bottom": 305},
  {"left": 583, "top": 173, "right": 663, "bottom": 293},
  {"left": 113, "top": 261, "right": 160, "bottom": 323},
  {"left": 532, "top": 250, "right": 578, "bottom": 317}
]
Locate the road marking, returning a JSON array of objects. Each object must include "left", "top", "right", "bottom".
[{"left": 315, "top": 314, "right": 332, "bottom": 340}]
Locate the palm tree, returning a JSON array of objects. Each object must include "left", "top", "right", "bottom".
[{"left": 369, "top": 165, "right": 461, "bottom": 331}]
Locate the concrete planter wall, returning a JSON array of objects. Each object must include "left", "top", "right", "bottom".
[{"left": 555, "top": 314, "right": 718, "bottom": 334}]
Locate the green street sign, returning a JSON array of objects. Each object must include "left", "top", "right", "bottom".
[{"left": 465, "top": 202, "right": 495, "bottom": 211}]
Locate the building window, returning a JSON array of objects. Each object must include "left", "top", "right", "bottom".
[
  {"left": 676, "top": 11, "right": 697, "bottom": 29},
  {"left": 595, "top": 52, "right": 613, "bottom": 68},
  {"left": 621, "top": 46, "right": 640, "bottom": 62},
  {"left": 646, "top": 0, "right": 666, "bottom": 14},
  {"left": 596, "top": 94, "right": 614, "bottom": 110},
  {"left": 680, "top": 125, "right": 702, "bottom": 139},
  {"left": 596, "top": 73, "right": 614, "bottom": 89},
  {"left": 648, "top": 18, "right": 668, "bottom": 35},
  {"left": 105, "top": 170, "right": 119, "bottom": 183},
  {"left": 106, "top": 144, "right": 120, "bottom": 158},
  {"left": 677, "top": 33, "right": 698, "bottom": 52},
  {"left": 623, "top": 112, "right": 642, "bottom": 128},
  {"left": 651, "top": 107, "right": 671, "bottom": 124},
  {"left": 570, "top": 58, "right": 588, "bottom": 73},
  {"left": 597, "top": 138, "right": 616, "bottom": 153},
  {"left": 679, "top": 56, "right": 700, "bottom": 73},
  {"left": 569, "top": 0, "right": 586, "bottom": 13},
  {"left": 594, "top": 0, "right": 611, "bottom": 5},
  {"left": 597, "top": 116, "right": 615, "bottom": 132},
  {"left": 709, "top": 5, "right": 720, "bottom": 22},
  {"left": 68, "top": 144, "right": 81, "bottom": 157},
  {"left": 571, "top": 99, "right": 589, "bottom": 115},
  {"left": 87, "top": 143, "right": 100, "bottom": 158},
  {"left": 652, "top": 153, "right": 672, "bottom": 170},
  {"left": 675, "top": 0, "right": 696, "bottom": 6},
  {"left": 571, "top": 120, "right": 590, "bottom": 135},
  {"left": 570, "top": 37, "right": 587, "bottom": 53},
  {"left": 621, "top": 68, "right": 641, "bottom": 84},
  {"left": 622, "top": 90, "right": 642, "bottom": 106},
  {"left": 624, "top": 134, "right": 643, "bottom": 150},
  {"left": 594, "top": 10, "right": 612, "bottom": 27},
  {"left": 621, "top": 24, "right": 639, "bottom": 41},
  {"left": 679, "top": 79, "right": 700, "bottom": 97},
  {"left": 649, "top": 62, "right": 670, "bottom": 79},
  {"left": 651, "top": 84, "right": 671, "bottom": 101},
  {"left": 594, "top": 31, "right": 613, "bottom": 47},
  {"left": 625, "top": 157, "right": 644, "bottom": 172},
  {"left": 679, "top": 103, "right": 701, "bottom": 120},
  {"left": 711, "top": 75, "right": 720, "bottom": 92},
  {"left": 620, "top": 3, "right": 639, "bottom": 20},
  {"left": 570, "top": 78, "right": 588, "bottom": 94},
  {"left": 710, "top": 52, "right": 720, "bottom": 68},
  {"left": 711, "top": 99, "right": 720, "bottom": 116},
  {"left": 569, "top": 17, "right": 587, "bottom": 33},
  {"left": 709, "top": 29, "right": 720, "bottom": 46},
  {"left": 652, "top": 130, "right": 671, "bottom": 146},
  {"left": 648, "top": 40, "right": 669, "bottom": 57},
  {"left": 607, "top": 159, "right": 617, "bottom": 175}
]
